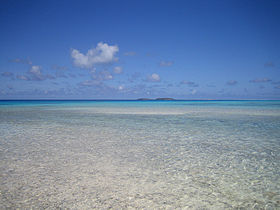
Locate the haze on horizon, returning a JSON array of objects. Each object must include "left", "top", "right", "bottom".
[{"left": 0, "top": 0, "right": 279, "bottom": 100}]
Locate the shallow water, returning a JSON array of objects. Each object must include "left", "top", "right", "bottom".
[{"left": 0, "top": 100, "right": 280, "bottom": 209}]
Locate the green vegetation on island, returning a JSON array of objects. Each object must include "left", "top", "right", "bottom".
[{"left": 137, "top": 98, "right": 153, "bottom": 101}]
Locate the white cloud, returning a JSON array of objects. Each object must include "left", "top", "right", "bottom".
[
  {"left": 17, "top": 75, "right": 29, "bottom": 81},
  {"left": 113, "top": 66, "right": 123, "bottom": 74},
  {"left": 29, "top": 66, "right": 46, "bottom": 80},
  {"left": 118, "top": 85, "right": 124, "bottom": 90},
  {"left": 17, "top": 65, "right": 54, "bottom": 81},
  {"left": 147, "top": 73, "right": 160, "bottom": 82},
  {"left": 29, "top": 65, "right": 41, "bottom": 74},
  {"left": 71, "top": 42, "right": 119, "bottom": 68}
]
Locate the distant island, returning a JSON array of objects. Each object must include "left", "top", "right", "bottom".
[
  {"left": 137, "top": 98, "right": 153, "bottom": 101},
  {"left": 137, "top": 98, "right": 175, "bottom": 101}
]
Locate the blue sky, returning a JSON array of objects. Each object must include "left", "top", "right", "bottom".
[{"left": 0, "top": 0, "right": 279, "bottom": 99}]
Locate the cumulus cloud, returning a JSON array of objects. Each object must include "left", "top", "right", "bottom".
[
  {"left": 1, "top": 72, "right": 14, "bottom": 77},
  {"left": 29, "top": 65, "right": 41, "bottom": 74},
  {"left": 159, "top": 61, "right": 174, "bottom": 67},
  {"left": 29, "top": 66, "right": 48, "bottom": 80},
  {"left": 113, "top": 66, "right": 123, "bottom": 74},
  {"left": 17, "top": 75, "right": 29, "bottom": 81},
  {"left": 180, "top": 80, "right": 199, "bottom": 87},
  {"left": 250, "top": 78, "right": 272, "bottom": 83},
  {"left": 118, "top": 85, "right": 124, "bottom": 90},
  {"left": 226, "top": 80, "right": 238, "bottom": 86},
  {"left": 71, "top": 42, "right": 119, "bottom": 68},
  {"left": 147, "top": 73, "right": 160, "bottom": 82},
  {"left": 17, "top": 65, "right": 54, "bottom": 81},
  {"left": 124, "top": 51, "right": 136, "bottom": 56}
]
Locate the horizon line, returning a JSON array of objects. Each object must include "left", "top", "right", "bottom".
[{"left": 0, "top": 99, "right": 280, "bottom": 101}]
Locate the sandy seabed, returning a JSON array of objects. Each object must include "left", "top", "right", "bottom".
[{"left": 0, "top": 105, "right": 280, "bottom": 209}]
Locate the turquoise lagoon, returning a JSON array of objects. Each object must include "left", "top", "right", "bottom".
[{"left": 0, "top": 100, "right": 280, "bottom": 209}]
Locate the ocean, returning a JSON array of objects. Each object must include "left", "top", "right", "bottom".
[{"left": 0, "top": 100, "right": 279, "bottom": 209}]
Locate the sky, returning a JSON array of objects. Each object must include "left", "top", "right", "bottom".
[{"left": 0, "top": 0, "right": 279, "bottom": 99}]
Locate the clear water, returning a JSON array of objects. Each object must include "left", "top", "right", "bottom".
[{"left": 0, "top": 100, "right": 279, "bottom": 209}]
